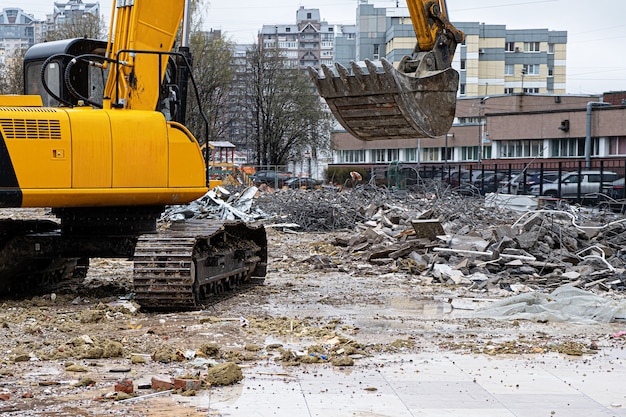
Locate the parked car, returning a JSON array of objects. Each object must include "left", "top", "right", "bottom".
[
  {"left": 443, "top": 170, "right": 484, "bottom": 188},
  {"left": 500, "top": 171, "right": 559, "bottom": 194},
  {"left": 473, "top": 172, "right": 510, "bottom": 195},
  {"left": 284, "top": 177, "right": 320, "bottom": 189},
  {"left": 250, "top": 170, "right": 292, "bottom": 187},
  {"left": 443, "top": 170, "right": 468, "bottom": 187},
  {"left": 601, "top": 177, "right": 625, "bottom": 200},
  {"left": 530, "top": 171, "right": 618, "bottom": 200}
]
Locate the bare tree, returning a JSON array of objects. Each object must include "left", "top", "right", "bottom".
[
  {"left": 45, "top": 13, "right": 106, "bottom": 41},
  {"left": 0, "top": 48, "right": 27, "bottom": 95},
  {"left": 242, "top": 44, "right": 331, "bottom": 166},
  {"left": 185, "top": 31, "right": 236, "bottom": 146}
]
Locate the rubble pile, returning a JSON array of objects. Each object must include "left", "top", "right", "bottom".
[
  {"left": 328, "top": 203, "right": 626, "bottom": 294},
  {"left": 161, "top": 185, "right": 626, "bottom": 294},
  {"left": 246, "top": 188, "right": 626, "bottom": 295}
]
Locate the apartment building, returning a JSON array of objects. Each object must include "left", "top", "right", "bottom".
[
  {"left": 0, "top": 8, "right": 44, "bottom": 64},
  {"left": 356, "top": 2, "right": 567, "bottom": 96},
  {"left": 49, "top": 0, "right": 100, "bottom": 27},
  {"left": 259, "top": 7, "right": 336, "bottom": 70},
  {"left": 1, "top": 1, "right": 101, "bottom": 66}
]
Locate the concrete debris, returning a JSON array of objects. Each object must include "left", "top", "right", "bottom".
[
  {"left": 237, "top": 187, "right": 626, "bottom": 295},
  {"left": 247, "top": 188, "right": 626, "bottom": 294}
]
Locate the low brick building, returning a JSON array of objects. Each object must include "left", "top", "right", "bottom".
[{"left": 331, "top": 92, "right": 626, "bottom": 176}]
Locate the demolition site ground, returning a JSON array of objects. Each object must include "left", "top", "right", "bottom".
[{"left": 1, "top": 186, "right": 626, "bottom": 416}]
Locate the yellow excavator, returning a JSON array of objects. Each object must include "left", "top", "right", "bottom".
[
  {"left": 309, "top": 0, "right": 464, "bottom": 140},
  {"left": 0, "top": 0, "right": 266, "bottom": 309}
]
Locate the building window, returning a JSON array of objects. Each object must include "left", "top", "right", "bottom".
[
  {"left": 504, "top": 88, "right": 515, "bottom": 94},
  {"left": 499, "top": 140, "right": 544, "bottom": 158},
  {"left": 504, "top": 64, "right": 514, "bottom": 76},
  {"left": 459, "top": 83, "right": 466, "bottom": 95},
  {"left": 387, "top": 149, "right": 399, "bottom": 161},
  {"left": 373, "top": 149, "right": 386, "bottom": 162},
  {"left": 285, "top": 27, "right": 290, "bottom": 32},
  {"left": 609, "top": 137, "right": 626, "bottom": 155},
  {"left": 339, "top": 150, "right": 366, "bottom": 163},
  {"left": 548, "top": 43, "right": 555, "bottom": 54},
  {"left": 460, "top": 59, "right": 466, "bottom": 70},
  {"left": 461, "top": 146, "right": 479, "bottom": 161},
  {"left": 551, "top": 138, "right": 586, "bottom": 157},
  {"left": 421, "top": 148, "right": 440, "bottom": 162},
  {"left": 548, "top": 67, "right": 554, "bottom": 77},
  {"left": 523, "top": 88, "right": 540, "bottom": 93},
  {"left": 405, "top": 148, "right": 417, "bottom": 162},
  {"left": 457, "top": 116, "right": 481, "bottom": 124},
  {"left": 307, "top": 13, "right": 312, "bottom": 19},
  {"left": 523, "top": 64, "right": 540, "bottom": 75},
  {"left": 505, "top": 42, "right": 515, "bottom": 52},
  {"left": 524, "top": 42, "right": 540, "bottom": 52}
]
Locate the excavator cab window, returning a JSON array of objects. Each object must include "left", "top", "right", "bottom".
[
  {"left": 23, "top": 38, "right": 108, "bottom": 108},
  {"left": 24, "top": 60, "right": 61, "bottom": 107}
]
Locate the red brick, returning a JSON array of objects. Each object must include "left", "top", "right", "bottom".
[
  {"left": 173, "top": 378, "right": 202, "bottom": 391},
  {"left": 0, "top": 392, "right": 10, "bottom": 401},
  {"left": 114, "top": 379, "right": 134, "bottom": 394},
  {"left": 151, "top": 375, "right": 173, "bottom": 391}
]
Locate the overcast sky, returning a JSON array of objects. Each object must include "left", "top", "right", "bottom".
[{"left": 9, "top": 0, "right": 626, "bottom": 95}]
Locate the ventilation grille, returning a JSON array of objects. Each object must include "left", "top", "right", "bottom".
[{"left": 0, "top": 118, "right": 62, "bottom": 140}]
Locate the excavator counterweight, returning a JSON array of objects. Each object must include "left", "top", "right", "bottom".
[{"left": 309, "top": 0, "right": 464, "bottom": 140}]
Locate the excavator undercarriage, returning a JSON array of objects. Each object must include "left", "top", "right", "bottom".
[{"left": 0, "top": 213, "right": 267, "bottom": 310}]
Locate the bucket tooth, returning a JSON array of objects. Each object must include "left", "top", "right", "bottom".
[
  {"left": 350, "top": 62, "right": 368, "bottom": 90},
  {"left": 335, "top": 62, "right": 351, "bottom": 88},
  {"left": 321, "top": 63, "right": 334, "bottom": 79}
]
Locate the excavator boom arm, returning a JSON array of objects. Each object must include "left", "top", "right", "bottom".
[
  {"left": 104, "top": 0, "right": 186, "bottom": 111},
  {"left": 408, "top": 0, "right": 464, "bottom": 59}
]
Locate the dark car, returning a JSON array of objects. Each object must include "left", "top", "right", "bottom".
[
  {"left": 602, "top": 177, "right": 625, "bottom": 200},
  {"left": 471, "top": 172, "right": 509, "bottom": 195},
  {"left": 443, "top": 170, "right": 470, "bottom": 188},
  {"left": 251, "top": 170, "right": 292, "bottom": 187},
  {"left": 284, "top": 177, "right": 320, "bottom": 189}
]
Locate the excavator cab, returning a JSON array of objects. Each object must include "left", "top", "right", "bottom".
[
  {"left": 23, "top": 38, "right": 190, "bottom": 124},
  {"left": 308, "top": 0, "right": 464, "bottom": 140},
  {"left": 23, "top": 38, "right": 108, "bottom": 108}
]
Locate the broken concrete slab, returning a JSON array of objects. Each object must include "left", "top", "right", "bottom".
[{"left": 411, "top": 219, "right": 444, "bottom": 240}]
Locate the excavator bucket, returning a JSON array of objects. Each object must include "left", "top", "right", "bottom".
[{"left": 309, "top": 58, "right": 459, "bottom": 141}]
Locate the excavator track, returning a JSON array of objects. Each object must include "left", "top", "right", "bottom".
[{"left": 133, "top": 220, "right": 267, "bottom": 311}]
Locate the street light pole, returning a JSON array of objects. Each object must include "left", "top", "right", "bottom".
[{"left": 478, "top": 97, "right": 490, "bottom": 166}]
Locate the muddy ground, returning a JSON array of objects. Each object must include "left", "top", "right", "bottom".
[{"left": 0, "top": 203, "right": 625, "bottom": 416}]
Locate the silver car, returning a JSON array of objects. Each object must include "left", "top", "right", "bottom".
[{"left": 530, "top": 171, "right": 618, "bottom": 199}]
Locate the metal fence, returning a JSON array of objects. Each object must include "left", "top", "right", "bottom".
[{"left": 331, "top": 159, "right": 626, "bottom": 203}]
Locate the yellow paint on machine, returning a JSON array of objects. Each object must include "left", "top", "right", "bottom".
[
  {"left": 1, "top": 105, "right": 207, "bottom": 208},
  {"left": 21, "top": 187, "right": 207, "bottom": 207}
]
